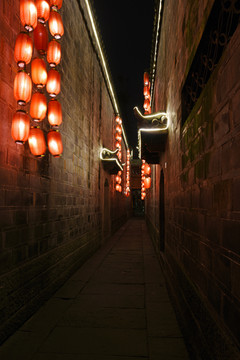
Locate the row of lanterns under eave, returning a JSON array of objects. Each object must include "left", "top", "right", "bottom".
[
  {"left": 125, "top": 148, "right": 130, "bottom": 197},
  {"left": 115, "top": 115, "right": 122, "bottom": 193},
  {"left": 143, "top": 72, "right": 151, "bottom": 115},
  {"left": 141, "top": 159, "right": 151, "bottom": 200},
  {"left": 11, "top": 0, "right": 64, "bottom": 158}
]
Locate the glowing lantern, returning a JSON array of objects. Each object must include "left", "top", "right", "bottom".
[
  {"left": 47, "top": 130, "right": 63, "bottom": 157},
  {"left": 34, "top": 23, "right": 48, "bottom": 54},
  {"left": 49, "top": 10, "right": 64, "bottom": 39},
  {"left": 116, "top": 124, "right": 122, "bottom": 134},
  {"left": 31, "top": 58, "right": 47, "bottom": 88},
  {"left": 116, "top": 184, "right": 121, "bottom": 192},
  {"left": 14, "top": 71, "right": 32, "bottom": 105},
  {"left": 115, "top": 133, "right": 122, "bottom": 142},
  {"left": 115, "top": 175, "right": 121, "bottom": 184},
  {"left": 30, "top": 92, "right": 47, "bottom": 122},
  {"left": 143, "top": 72, "right": 149, "bottom": 87},
  {"left": 143, "top": 98, "right": 150, "bottom": 111},
  {"left": 144, "top": 164, "right": 151, "bottom": 176},
  {"left": 35, "top": 0, "right": 50, "bottom": 23},
  {"left": 143, "top": 85, "right": 150, "bottom": 99},
  {"left": 115, "top": 116, "right": 122, "bottom": 125},
  {"left": 14, "top": 32, "right": 33, "bottom": 68},
  {"left": 117, "top": 151, "right": 122, "bottom": 160},
  {"left": 46, "top": 68, "right": 61, "bottom": 97},
  {"left": 49, "top": 0, "right": 62, "bottom": 10},
  {"left": 47, "top": 40, "right": 61, "bottom": 67},
  {"left": 144, "top": 177, "right": 151, "bottom": 189},
  {"left": 141, "top": 192, "right": 146, "bottom": 200},
  {"left": 126, "top": 192, "right": 130, "bottom": 197},
  {"left": 11, "top": 110, "right": 30, "bottom": 144},
  {"left": 48, "top": 99, "right": 62, "bottom": 126},
  {"left": 28, "top": 127, "right": 46, "bottom": 156},
  {"left": 115, "top": 141, "right": 121, "bottom": 150},
  {"left": 20, "top": 0, "right": 38, "bottom": 32}
]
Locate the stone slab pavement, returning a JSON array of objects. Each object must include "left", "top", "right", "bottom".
[{"left": 0, "top": 218, "right": 190, "bottom": 360}]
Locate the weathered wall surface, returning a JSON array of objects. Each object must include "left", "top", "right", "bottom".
[
  {"left": 146, "top": 0, "right": 240, "bottom": 358},
  {"left": 0, "top": 0, "right": 130, "bottom": 343}
]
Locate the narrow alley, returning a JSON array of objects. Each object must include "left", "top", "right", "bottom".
[{"left": 0, "top": 218, "right": 189, "bottom": 359}]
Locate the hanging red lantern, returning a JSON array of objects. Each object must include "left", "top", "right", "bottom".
[
  {"left": 115, "top": 133, "right": 122, "bottom": 142},
  {"left": 116, "top": 184, "right": 121, "bottom": 192},
  {"left": 116, "top": 124, "right": 122, "bottom": 134},
  {"left": 49, "top": 0, "right": 62, "bottom": 10},
  {"left": 14, "top": 70, "right": 32, "bottom": 105},
  {"left": 49, "top": 10, "right": 64, "bottom": 39},
  {"left": 48, "top": 99, "right": 62, "bottom": 126},
  {"left": 47, "top": 130, "right": 63, "bottom": 157},
  {"left": 143, "top": 98, "right": 150, "bottom": 111},
  {"left": 115, "top": 115, "right": 122, "bottom": 125},
  {"left": 14, "top": 32, "right": 33, "bottom": 68},
  {"left": 28, "top": 127, "right": 46, "bottom": 156},
  {"left": 30, "top": 92, "right": 47, "bottom": 122},
  {"left": 144, "top": 177, "right": 151, "bottom": 189},
  {"left": 126, "top": 192, "right": 130, "bottom": 197},
  {"left": 46, "top": 68, "right": 61, "bottom": 97},
  {"left": 143, "top": 72, "right": 149, "bottom": 87},
  {"left": 141, "top": 192, "right": 146, "bottom": 200},
  {"left": 117, "top": 151, "right": 122, "bottom": 160},
  {"left": 115, "top": 175, "right": 121, "bottom": 184},
  {"left": 144, "top": 164, "right": 151, "bottom": 176},
  {"left": 11, "top": 110, "right": 30, "bottom": 144},
  {"left": 20, "top": 0, "right": 38, "bottom": 32},
  {"left": 115, "top": 141, "right": 121, "bottom": 150},
  {"left": 34, "top": 23, "right": 48, "bottom": 55},
  {"left": 47, "top": 40, "right": 61, "bottom": 67},
  {"left": 31, "top": 58, "right": 48, "bottom": 88},
  {"left": 35, "top": 0, "right": 50, "bottom": 23},
  {"left": 143, "top": 85, "right": 150, "bottom": 99}
]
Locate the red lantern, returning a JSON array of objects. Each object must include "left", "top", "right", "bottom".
[
  {"left": 14, "top": 32, "right": 33, "bottom": 68},
  {"left": 116, "top": 184, "right": 121, "bottom": 192},
  {"left": 141, "top": 192, "right": 146, "bottom": 200},
  {"left": 47, "top": 130, "right": 63, "bottom": 157},
  {"left": 143, "top": 72, "right": 149, "bottom": 87},
  {"left": 144, "top": 177, "right": 151, "bottom": 189},
  {"left": 115, "top": 115, "right": 122, "bottom": 125},
  {"left": 11, "top": 110, "right": 30, "bottom": 144},
  {"left": 20, "top": 0, "right": 38, "bottom": 32},
  {"left": 46, "top": 68, "right": 61, "bottom": 97},
  {"left": 14, "top": 71, "right": 32, "bottom": 105},
  {"left": 115, "top": 133, "right": 122, "bottom": 142},
  {"left": 34, "top": 23, "right": 48, "bottom": 55},
  {"left": 35, "top": 0, "right": 50, "bottom": 23},
  {"left": 115, "top": 175, "right": 121, "bottom": 184},
  {"left": 31, "top": 58, "right": 48, "bottom": 88},
  {"left": 30, "top": 92, "right": 47, "bottom": 122},
  {"left": 49, "top": 10, "right": 64, "bottom": 39},
  {"left": 48, "top": 99, "right": 62, "bottom": 126},
  {"left": 144, "top": 164, "right": 151, "bottom": 176},
  {"left": 47, "top": 40, "right": 61, "bottom": 67},
  {"left": 116, "top": 124, "right": 122, "bottom": 134},
  {"left": 28, "top": 127, "right": 46, "bottom": 156},
  {"left": 143, "top": 85, "right": 150, "bottom": 99},
  {"left": 143, "top": 98, "right": 150, "bottom": 111},
  {"left": 117, "top": 151, "right": 122, "bottom": 160},
  {"left": 115, "top": 141, "right": 121, "bottom": 150},
  {"left": 49, "top": 0, "right": 62, "bottom": 10}
]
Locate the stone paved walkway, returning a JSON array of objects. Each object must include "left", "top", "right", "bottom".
[{"left": 0, "top": 218, "right": 190, "bottom": 359}]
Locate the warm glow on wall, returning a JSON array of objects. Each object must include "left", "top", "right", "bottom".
[
  {"left": 14, "top": 32, "right": 33, "bottom": 68},
  {"left": 11, "top": 110, "right": 30, "bottom": 144},
  {"left": 20, "top": 0, "right": 38, "bottom": 32},
  {"left": 14, "top": 71, "right": 32, "bottom": 105}
]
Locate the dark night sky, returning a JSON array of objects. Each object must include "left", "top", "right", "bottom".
[{"left": 92, "top": 0, "right": 155, "bottom": 150}]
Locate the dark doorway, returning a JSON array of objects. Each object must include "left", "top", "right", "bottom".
[{"left": 159, "top": 169, "right": 165, "bottom": 251}]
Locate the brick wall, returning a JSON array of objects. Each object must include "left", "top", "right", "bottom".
[
  {"left": 146, "top": 0, "right": 240, "bottom": 358},
  {"left": 0, "top": 0, "right": 130, "bottom": 343}
]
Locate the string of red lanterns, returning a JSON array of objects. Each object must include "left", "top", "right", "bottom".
[
  {"left": 143, "top": 72, "right": 151, "bottom": 115},
  {"left": 12, "top": 0, "right": 64, "bottom": 158},
  {"left": 141, "top": 160, "right": 151, "bottom": 200},
  {"left": 125, "top": 149, "right": 130, "bottom": 197},
  {"left": 115, "top": 115, "right": 122, "bottom": 192}
]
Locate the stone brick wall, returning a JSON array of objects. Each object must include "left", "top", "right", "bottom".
[
  {"left": 146, "top": 0, "right": 240, "bottom": 358},
  {"left": 0, "top": 0, "right": 130, "bottom": 343}
]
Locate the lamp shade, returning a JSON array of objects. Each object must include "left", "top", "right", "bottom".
[
  {"left": 31, "top": 58, "right": 48, "bottom": 88},
  {"left": 47, "top": 99, "right": 62, "bottom": 126},
  {"left": 47, "top": 40, "right": 61, "bottom": 67},
  {"left": 35, "top": 0, "right": 50, "bottom": 23},
  {"left": 30, "top": 92, "right": 47, "bottom": 122},
  {"left": 47, "top": 130, "right": 63, "bottom": 157},
  {"left": 28, "top": 127, "right": 46, "bottom": 156},
  {"left": 20, "top": 0, "right": 38, "bottom": 32},
  {"left": 34, "top": 23, "right": 48, "bottom": 55},
  {"left": 46, "top": 68, "right": 60, "bottom": 97},
  {"left": 49, "top": 0, "right": 62, "bottom": 10},
  {"left": 49, "top": 10, "right": 64, "bottom": 39},
  {"left": 14, "top": 71, "right": 32, "bottom": 105},
  {"left": 14, "top": 32, "right": 33, "bottom": 68},
  {"left": 144, "top": 177, "right": 151, "bottom": 189},
  {"left": 11, "top": 110, "right": 30, "bottom": 144}
]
